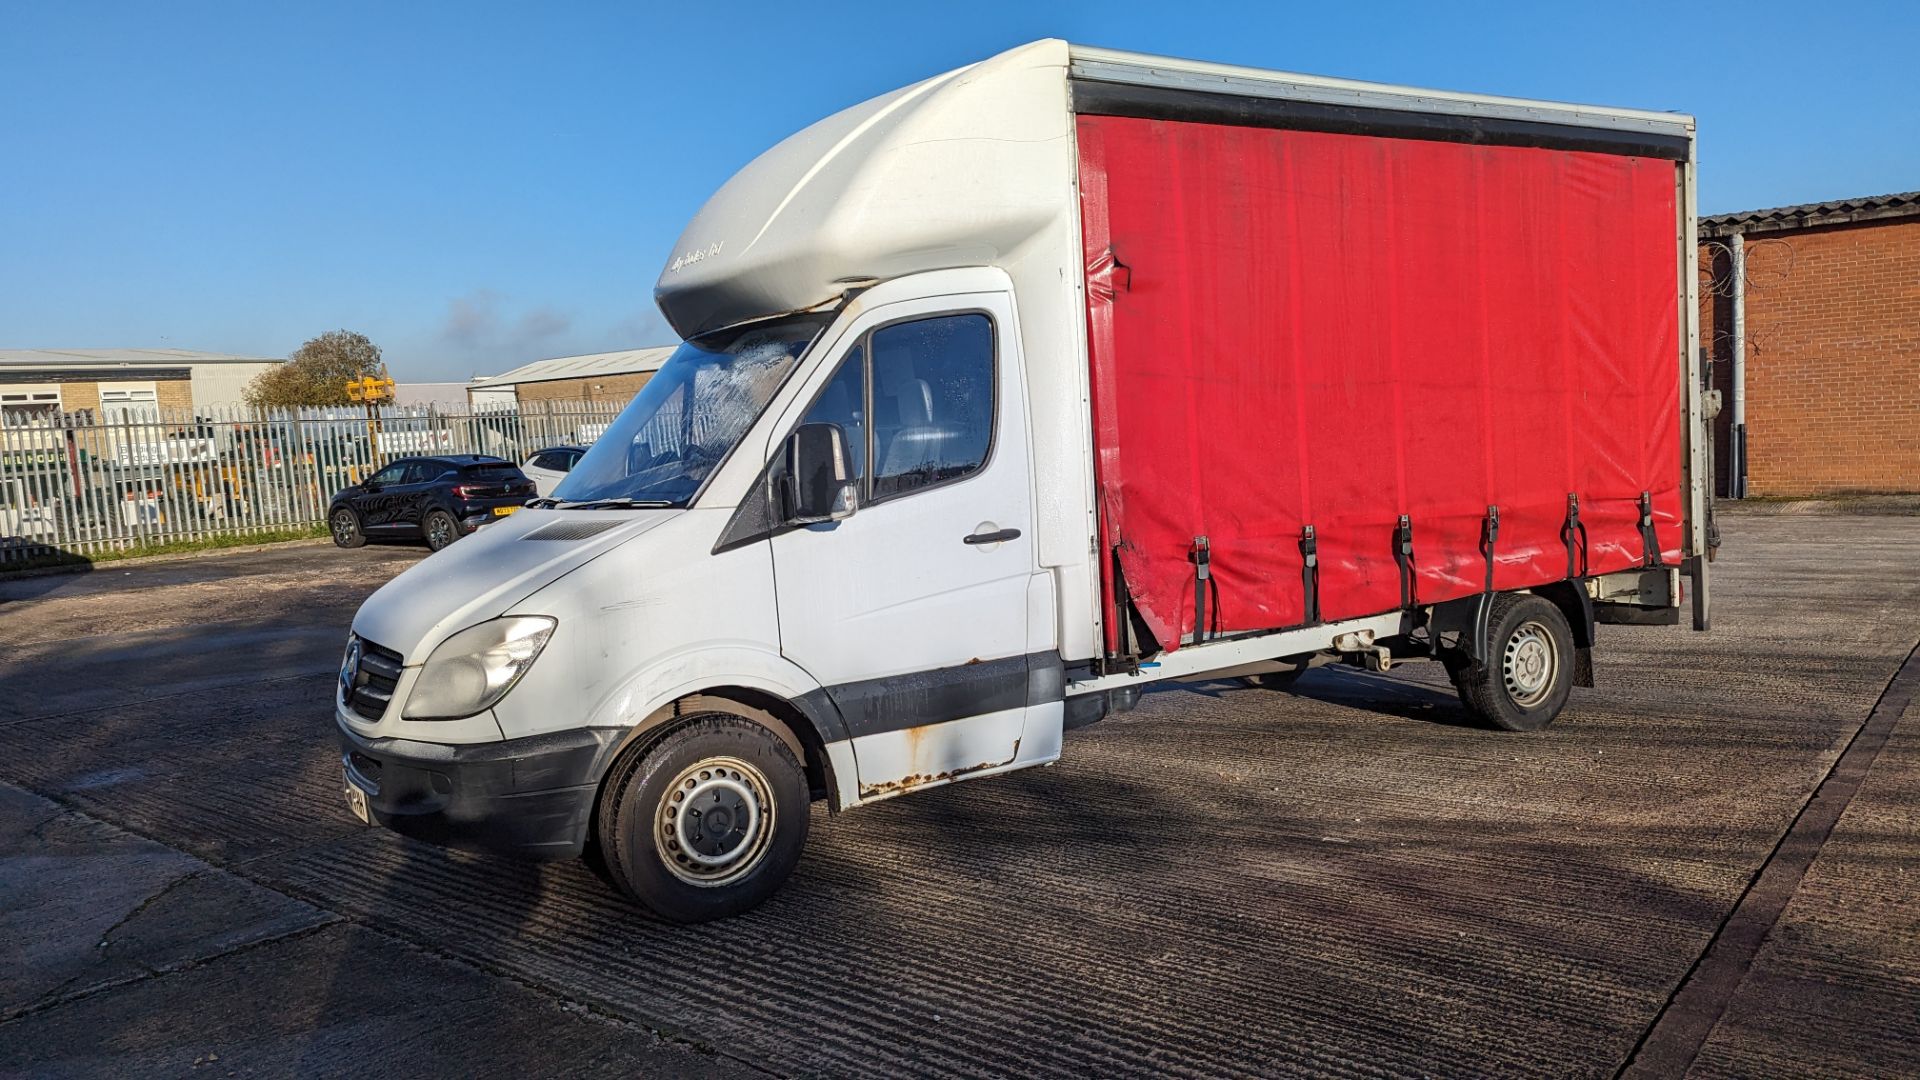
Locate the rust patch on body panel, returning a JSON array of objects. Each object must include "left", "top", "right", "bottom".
[{"left": 859, "top": 739, "right": 1021, "bottom": 801}]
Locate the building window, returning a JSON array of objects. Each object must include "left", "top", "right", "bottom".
[
  {"left": 99, "top": 382, "right": 160, "bottom": 422},
  {"left": 0, "top": 386, "right": 62, "bottom": 426}
]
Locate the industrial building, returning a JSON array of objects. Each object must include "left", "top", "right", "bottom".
[
  {"left": 465, "top": 346, "right": 674, "bottom": 407},
  {"left": 1700, "top": 191, "right": 1920, "bottom": 497},
  {"left": 391, "top": 382, "right": 472, "bottom": 410},
  {"left": 0, "top": 348, "right": 282, "bottom": 421}
]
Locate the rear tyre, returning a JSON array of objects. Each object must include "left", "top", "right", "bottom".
[
  {"left": 1453, "top": 593, "right": 1575, "bottom": 731},
  {"left": 595, "top": 713, "right": 810, "bottom": 924},
  {"left": 330, "top": 508, "right": 366, "bottom": 549},
  {"left": 423, "top": 509, "right": 459, "bottom": 552}
]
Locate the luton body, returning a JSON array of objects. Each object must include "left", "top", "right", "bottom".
[{"left": 335, "top": 40, "right": 1710, "bottom": 921}]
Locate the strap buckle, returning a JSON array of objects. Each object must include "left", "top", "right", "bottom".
[{"left": 1190, "top": 535, "right": 1212, "bottom": 644}]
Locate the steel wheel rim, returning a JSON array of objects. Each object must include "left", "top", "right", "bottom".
[
  {"left": 1503, "top": 620, "right": 1557, "bottom": 707},
  {"left": 655, "top": 756, "right": 774, "bottom": 887},
  {"left": 331, "top": 512, "right": 356, "bottom": 543}
]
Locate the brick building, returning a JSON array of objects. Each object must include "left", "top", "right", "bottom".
[
  {"left": 1699, "top": 192, "right": 1920, "bottom": 496},
  {"left": 466, "top": 346, "right": 675, "bottom": 407},
  {"left": 0, "top": 349, "right": 282, "bottom": 421}
]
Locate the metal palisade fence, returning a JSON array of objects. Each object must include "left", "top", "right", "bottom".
[{"left": 0, "top": 400, "right": 626, "bottom": 564}]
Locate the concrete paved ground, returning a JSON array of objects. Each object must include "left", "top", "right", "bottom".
[{"left": 1, "top": 515, "right": 1916, "bottom": 1078}]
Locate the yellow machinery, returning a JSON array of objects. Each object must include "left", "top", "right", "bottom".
[{"left": 346, "top": 373, "right": 397, "bottom": 481}]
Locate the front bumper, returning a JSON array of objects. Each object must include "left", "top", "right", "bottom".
[{"left": 338, "top": 721, "right": 625, "bottom": 860}]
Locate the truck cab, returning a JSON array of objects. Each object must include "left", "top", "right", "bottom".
[{"left": 338, "top": 266, "right": 1065, "bottom": 923}]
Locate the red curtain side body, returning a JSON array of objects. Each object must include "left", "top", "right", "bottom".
[{"left": 1078, "top": 114, "right": 1683, "bottom": 652}]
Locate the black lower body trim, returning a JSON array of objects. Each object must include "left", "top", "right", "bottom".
[
  {"left": 813, "top": 650, "right": 1066, "bottom": 740},
  {"left": 338, "top": 722, "right": 625, "bottom": 860}
]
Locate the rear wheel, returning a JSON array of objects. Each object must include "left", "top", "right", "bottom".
[
  {"left": 1453, "top": 593, "right": 1575, "bottom": 731},
  {"left": 595, "top": 713, "right": 810, "bottom": 923},
  {"left": 330, "top": 508, "right": 366, "bottom": 548},
  {"left": 423, "top": 510, "right": 459, "bottom": 552}
]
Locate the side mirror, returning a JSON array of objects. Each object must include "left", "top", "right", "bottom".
[
  {"left": 363, "top": 481, "right": 381, "bottom": 493},
  {"left": 781, "top": 422, "right": 857, "bottom": 525}
]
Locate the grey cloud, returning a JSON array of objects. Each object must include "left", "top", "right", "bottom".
[{"left": 437, "top": 291, "right": 576, "bottom": 366}]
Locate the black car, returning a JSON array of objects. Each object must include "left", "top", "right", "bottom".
[{"left": 328, "top": 455, "right": 535, "bottom": 552}]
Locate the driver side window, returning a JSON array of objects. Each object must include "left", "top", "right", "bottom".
[
  {"left": 869, "top": 314, "right": 993, "bottom": 501},
  {"left": 369, "top": 463, "right": 408, "bottom": 486},
  {"left": 790, "top": 314, "right": 993, "bottom": 504}
]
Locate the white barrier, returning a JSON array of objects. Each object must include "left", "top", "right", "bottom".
[{"left": 0, "top": 400, "right": 626, "bottom": 563}]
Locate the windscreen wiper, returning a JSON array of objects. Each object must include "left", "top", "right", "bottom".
[{"left": 560, "top": 498, "right": 676, "bottom": 510}]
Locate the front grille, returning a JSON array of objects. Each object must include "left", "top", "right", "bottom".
[{"left": 345, "top": 638, "right": 404, "bottom": 721}]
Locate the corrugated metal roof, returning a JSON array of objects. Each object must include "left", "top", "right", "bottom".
[
  {"left": 467, "top": 346, "right": 676, "bottom": 389},
  {"left": 0, "top": 348, "right": 281, "bottom": 368},
  {"left": 1700, "top": 191, "right": 1920, "bottom": 237},
  {"left": 392, "top": 382, "right": 473, "bottom": 409}
]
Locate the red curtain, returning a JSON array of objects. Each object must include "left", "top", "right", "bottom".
[{"left": 1080, "top": 115, "right": 1682, "bottom": 651}]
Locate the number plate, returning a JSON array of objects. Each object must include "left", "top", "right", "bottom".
[
  {"left": 492, "top": 506, "right": 518, "bottom": 517},
  {"left": 343, "top": 775, "right": 371, "bottom": 824}
]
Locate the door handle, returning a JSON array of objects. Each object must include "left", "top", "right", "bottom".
[{"left": 963, "top": 527, "right": 1021, "bottom": 545}]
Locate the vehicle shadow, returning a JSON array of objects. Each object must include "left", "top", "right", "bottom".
[
  {"left": 0, "top": 556, "right": 95, "bottom": 605},
  {"left": 1286, "top": 665, "right": 1484, "bottom": 729},
  {"left": 1175, "top": 664, "right": 1484, "bottom": 729}
]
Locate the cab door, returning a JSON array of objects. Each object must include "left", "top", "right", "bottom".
[{"left": 768, "top": 293, "right": 1040, "bottom": 800}]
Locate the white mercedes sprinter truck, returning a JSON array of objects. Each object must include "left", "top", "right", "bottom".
[{"left": 337, "top": 40, "right": 1709, "bottom": 922}]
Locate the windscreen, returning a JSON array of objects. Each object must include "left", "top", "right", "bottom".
[{"left": 552, "top": 315, "right": 829, "bottom": 506}]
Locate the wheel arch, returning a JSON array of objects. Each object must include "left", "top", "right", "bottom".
[
  {"left": 1529, "top": 580, "right": 1595, "bottom": 649},
  {"left": 593, "top": 684, "right": 846, "bottom": 811}
]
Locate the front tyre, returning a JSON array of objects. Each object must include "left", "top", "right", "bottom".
[
  {"left": 1453, "top": 593, "right": 1575, "bottom": 732},
  {"left": 422, "top": 509, "right": 459, "bottom": 552},
  {"left": 596, "top": 714, "right": 809, "bottom": 923},
  {"left": 330, "top": 508, "right": 366, "bottom": 548}
]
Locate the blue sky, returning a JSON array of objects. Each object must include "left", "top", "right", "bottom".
[{"left": 5, "top": 1, "right": 1916, "bottom": 381}]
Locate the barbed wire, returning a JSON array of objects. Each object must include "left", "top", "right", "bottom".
[
  {"left": 1698, "top": 236, "right": 1796, "bottom": 296},
  {"left": 1696, "top": 236, "right": 1796, "bottom": 363}
]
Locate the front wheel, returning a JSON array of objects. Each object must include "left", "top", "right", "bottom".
[
  {"left": 422, "top": 509, "right": 459, "bottom": 552},
  {"left": 1453, "top": 593, "right": 1575, "bottom": 731},
  {"left": 330, "top": 508, "right": 366, "bottom": 548},
  {"left": 595, "top": 714, "right": 810, "bottom": 923}
]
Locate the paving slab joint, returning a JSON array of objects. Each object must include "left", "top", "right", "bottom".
[{"left": 1617, "top": 637, "right": 1920, "bottom": 1079}]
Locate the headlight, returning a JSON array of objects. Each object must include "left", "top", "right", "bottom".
[{"left": 403, "top": 616, "right": 555, "bottom": 720}]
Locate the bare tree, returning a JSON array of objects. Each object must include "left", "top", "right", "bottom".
[{"left": 244, "top": 330, "right": 386, "bottom": 408}]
